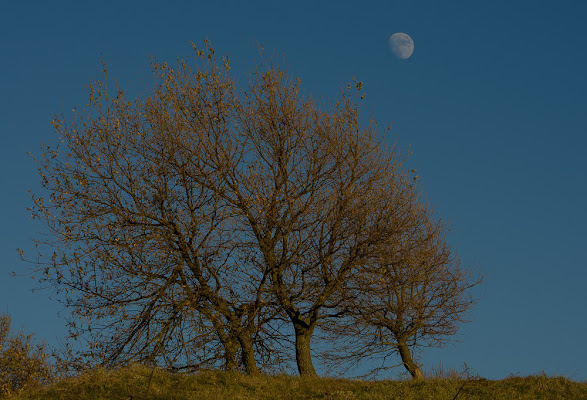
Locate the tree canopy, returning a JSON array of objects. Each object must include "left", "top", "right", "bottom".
[{"left": 24, "top": 41, "right": 480, "bottom": 378}]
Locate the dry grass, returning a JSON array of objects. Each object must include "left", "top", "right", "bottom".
[{"left": 8, "top": 364, "right": 586, "bottom": 400}]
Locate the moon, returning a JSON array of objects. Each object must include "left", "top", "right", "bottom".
[{"left": 389, "top": 33, "right": 414, "bottom": 59}]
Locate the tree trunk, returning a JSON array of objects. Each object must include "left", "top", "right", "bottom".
[
  {"left": 223, "top": 338, "right": 239, "bottom": 373},
  {"left": 294, "top": 324, "right": 317, "bottom": 377},
  {"left": 238, "top": 331, "right": 260, "bottom": 376},
  {"left": 397, "top": 341, "right": 423, "bottom": 379}
]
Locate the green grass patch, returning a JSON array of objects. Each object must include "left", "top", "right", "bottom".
[{"left": 8, "top": 365, "right": 586, "bottom": 400}]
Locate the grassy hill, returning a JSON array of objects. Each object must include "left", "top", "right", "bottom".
[{"left": 9, "top": 365, "right": 587, "bottom": 400}]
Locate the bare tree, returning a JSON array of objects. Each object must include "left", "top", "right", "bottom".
[
  {"left": 199, "top": 61, "right": 428, "bottom": 376},
  {"left": 322, "top": 203, "right": 482, "bottom": 379},
  {"left": 23, "top": 42, "right": 282, "bottom": 375}
]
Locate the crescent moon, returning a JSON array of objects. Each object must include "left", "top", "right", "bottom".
[{"left": 389, "top": 33, "right": 414, "bottom": 59}]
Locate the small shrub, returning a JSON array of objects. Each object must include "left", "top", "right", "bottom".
[{"left": 0, "top": 313, "right": 53, "bottom": 398}]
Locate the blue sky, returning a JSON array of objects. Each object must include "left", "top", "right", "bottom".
[{"left": 1, "top": 0, "right": 586, "bottom": 380}]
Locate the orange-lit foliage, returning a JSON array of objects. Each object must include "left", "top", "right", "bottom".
[{"left": 0, "top": 313, "right": 53, "bottom": 398}]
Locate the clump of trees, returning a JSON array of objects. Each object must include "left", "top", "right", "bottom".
[
  {"left": 0, "top": 313, "right": 53, "bottom": 397},
  {"left": 23, "top": 40, "right": 481, "bottom": 378}
]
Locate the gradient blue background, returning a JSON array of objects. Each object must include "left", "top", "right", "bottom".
[{"left": 1, "top": 0, "right": 586, "bottom": 380}]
